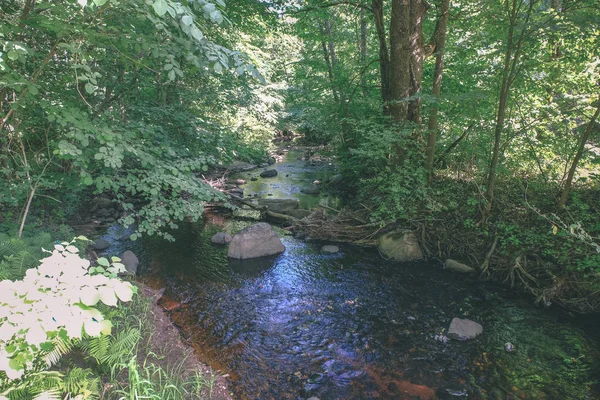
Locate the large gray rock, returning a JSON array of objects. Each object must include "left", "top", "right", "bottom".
[
  {"left": 228, "top": 223, "right": 285, "bottom": 259},
  {"left": 91, "top": 238, "right": 111, "bottom": 250},
  {"left": 444, "top": 259, "right": 475, "bottom": 273},
  {"left": 448, "top": 317, "right": 483, "bottom": 340},
  {"left": 284, "top": 209, "right": 312, "bottom": 219},
  {"left": 377, "top": 231, "right": 423, "bottom": 261},
  {"left": 211, "top": 232, "right": 232, "bottom": 245},
  {"left": 120, "top": 250, "right": 139, "bottom": 275},
  {"left": 301, "top": 184, "right": 320, "bottom": 195},
  {"left": 260, "top": 169, "right": 278, "bottom": 178},
  {"left": 257, "top": 198, "right": 299, "bottom": 213},
  {"left": 229, "top": 161, "right": 257, "bottom": 172}
]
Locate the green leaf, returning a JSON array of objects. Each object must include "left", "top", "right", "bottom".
[
  {"left": 152, "top": 0, "right": 168, "bottom": 16},
  {"left": 83, "top": 176, "right": 93, "bottom": 185},
  {"left": 214, "top": 62, "right": 222, "bottom": 73},
  {"left": 93, "top": 0, "right": 108, "bottom": 5},
  {"left": 7, "top": 50, "right": 19, "bottom": 60},
  {"left": 28, "top": 84, "right": 38, "bottom": 95},
  {"left": 84, "top": 83, "right": 95, "bottom": 94},
  {"left": 181, "top": 15, "right": 193, "bottom": 26},
  {"left": 191, "top": 27, "right": 204, "bottom": 41},
  {"left": 78, "top": 0, "right": 87, "bottom": 7},
  {"left": 97, "top": 257, "right": 110, "bottom": 267},
  {"left": 168, "top": 69, "right": 176, "bottom": 81},
  {"left": 130, "top": 234, "right": 138, "bottom": 241}
]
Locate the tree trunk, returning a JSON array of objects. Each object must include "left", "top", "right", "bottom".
[
  {"left": 359, "top": 7, "right": 368, "bottom": 95},
  {"left": 558, "top": 96, "right": 600, "bottom": 208},
  {"left": 389, "top": 0, "right": 411, "bottom": 123},
  {"left": 425, "top": 0, "right": 450, "bottom": 176},
  {"left": 321, "top": 38, "right": 340, "bottom": 103},
  {"left": 372, "top": 0, "right": 391, "bottom": 113},
  {"left": 322, "top": 18, "right": 342, "bottom": 104},
  {"left": 408, "top": 0, "right": 426, "bottom": 123},
  {"left": 485, "top": 0, "right": 535, "bottom": 217}
]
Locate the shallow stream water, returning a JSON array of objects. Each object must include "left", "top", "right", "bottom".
[{"left": 103, "top": 149, "right": 599, "bottom": 400}]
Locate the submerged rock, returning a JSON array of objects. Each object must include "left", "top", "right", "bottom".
[
  {"left": 120, "top": 250, "right": 139, "bottom": 275},
  {"left": 211, "top": 232, "right": 232, "bottom": 245},
  {"left": 257, "top": 198, "right": 299, "bottom": 213},
  {"left": 260, "top": 169, "right": 278, "bottom": 178},
  {"left": 448, "top": 317, "right": 483, "bottom": 340},
  {"left": 377, "top": 231, "right": 423, "bottom": 261},
  {"left": 444, "top": 259, "right": 475, "bottom": 273},
  {"left": 228, "top": 222, "right": 285, "bottom": 259}
]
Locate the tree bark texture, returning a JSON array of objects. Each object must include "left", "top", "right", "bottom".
[
  {"left": 425, "top": 0, "right": 450, "bottom": 175},
  {"left": 372, "top": 0, "right": 391, "bottom": 112},
  {"left": 408, "top": 0, "right": 426, "bottom": 123},
  {"left": 389, "top": 0, "right": 411, "bottom": 123}
]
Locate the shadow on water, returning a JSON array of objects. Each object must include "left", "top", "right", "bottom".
[{"left": 102, "top": 149, "right": 599, "bottom": 399}]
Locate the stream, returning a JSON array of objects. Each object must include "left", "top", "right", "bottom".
[{"left": 102, "top": 149, "right": 600, "bottom": 400}]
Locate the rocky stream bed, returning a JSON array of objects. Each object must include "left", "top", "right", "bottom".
[{"left": 91, "top": 148, "right": 599, "bottom": 400}]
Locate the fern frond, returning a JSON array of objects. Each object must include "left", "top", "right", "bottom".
[
  {"left": 44, "top": 336, "right": 76, "bottom": 367},
  {"left": 63, "top": 368, "right": 99, "bottom": 399}
]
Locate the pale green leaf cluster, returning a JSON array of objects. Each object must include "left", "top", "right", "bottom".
[{"left": 0, "top": 239, "right": 135, "bottom": 384}]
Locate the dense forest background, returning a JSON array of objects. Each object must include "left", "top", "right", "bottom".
[
  {"left": 1, "top": 0, "right": 600, "bottom": 398},
  {"left": 1, "top": 0, "right": 599, "bottom": 312}
]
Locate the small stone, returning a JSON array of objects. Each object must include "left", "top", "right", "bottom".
[
  {"left": 260, "top": 169, "right": 278, "bottom": 178},
  {"left": 448, "top": 317, "right": 483, "bottom": 340},
  {"left": 250, "top": 177, "right": 258, "bottom": 181},
  {"left": 444, "top": 259, "right": 475, "bottom": 273},
  {"left": 91, "top": 238, "right": 111, "bottom": 250},
  {"left": 211, "top": 232, "right": 232, "bottom": 245},
  {"left": 321, "top": 245, "right": 339, "bottom": 254},
  {"left": 505, "top": 342, "right": 515, "bottom": 352}
]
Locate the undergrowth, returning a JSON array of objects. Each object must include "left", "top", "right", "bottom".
[{"left": 0, "top": 232, "right": 218, "bottom": 399}]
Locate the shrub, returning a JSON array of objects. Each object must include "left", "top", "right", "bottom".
[{"left": 0, "top": 238, "right": 136, "bottom": 398}]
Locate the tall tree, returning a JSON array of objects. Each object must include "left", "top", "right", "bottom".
[{"left": 425, "top": 0, "right": 450, "bottom": 176}]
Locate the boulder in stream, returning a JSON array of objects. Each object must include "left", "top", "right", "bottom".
[
  {"left": 377, "top": 231, "right": 423, "bottom": 261},
  {"left": 448, "top": 317, "right": 483, "bottom": 340},
  {"left": 120, "top": 250, "right": 139, "bottom": 275},
  {"left": 257, "top": 198, "right": 299, "bottom": 213},
  {"left": 260, "top": 169, "right": 278, "bottom": 178},
  {"left": 91, "top": 238, "right": 111, "bottom": 251},
  {"left": 444, "top": 259, "right": 475, "bottom": 274},
  {"left": 228, "top": 222, "right": 285, "bottom": 259}
]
